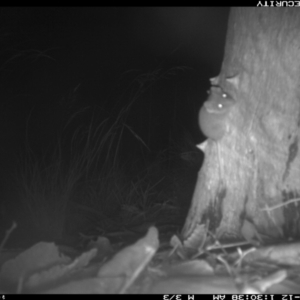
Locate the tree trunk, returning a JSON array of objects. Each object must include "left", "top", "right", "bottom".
[{"left": 181, "top": 8, "right": 300, "bottom": 251}]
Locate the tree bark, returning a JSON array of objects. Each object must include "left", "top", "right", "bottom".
[{"left": 181, "top": 8, "right": 300, "bottom": 250}]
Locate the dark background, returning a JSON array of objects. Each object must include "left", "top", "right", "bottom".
[{"left": 0, "top": 7, "right": 229, "bottom": 243}]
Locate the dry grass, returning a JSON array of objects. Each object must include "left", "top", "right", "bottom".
[{"left": 11, "top": 68, "right": 193, "bottom": 245}]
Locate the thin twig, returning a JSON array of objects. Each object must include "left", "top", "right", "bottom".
[
  {"left": 0, "top": 221, "right": 17, "bottom": 250},
  {"left": 261, "top": 198, "right": 300, "bottom": 212}
]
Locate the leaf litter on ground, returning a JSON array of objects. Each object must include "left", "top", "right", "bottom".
[{"left": 1, "top": 224, "right": 300, "bottom": 293}]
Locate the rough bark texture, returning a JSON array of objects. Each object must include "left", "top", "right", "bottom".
[{"left": 182, "top": 8, "right": 300, "bottom": 249}]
